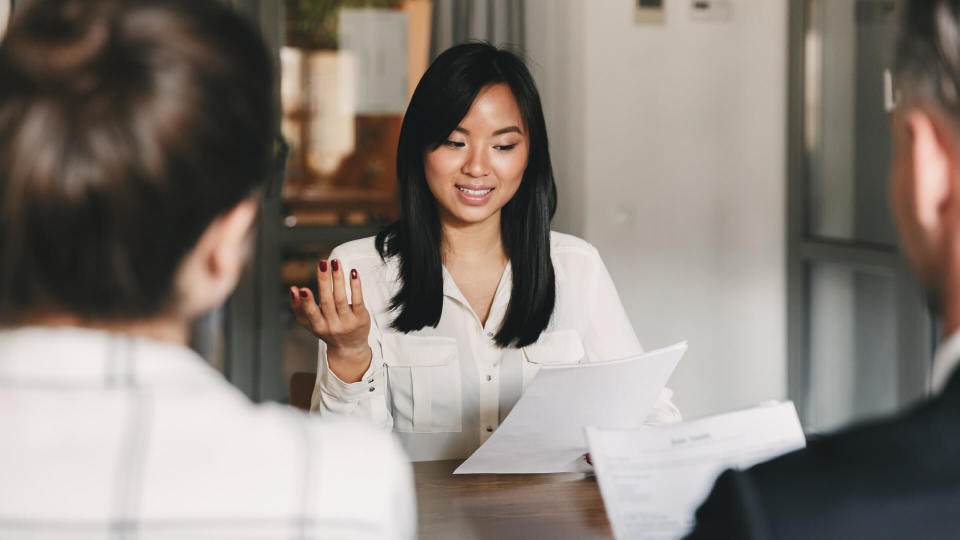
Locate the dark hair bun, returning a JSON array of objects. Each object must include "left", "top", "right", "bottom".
[{"left": 4, "top": 0, "right": 118, "bottom": 95}]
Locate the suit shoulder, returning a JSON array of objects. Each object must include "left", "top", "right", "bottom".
[
  {"left": 688, "top": 469, "right": 771, "bottom": 539},
  {"left": 751, "top": 396, "right": 949, "bottom": 482},
  {"left": 725, "top": 399, "right": 960, "bottom": 538}
]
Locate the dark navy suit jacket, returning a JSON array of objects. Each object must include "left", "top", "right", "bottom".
[{"left": 687, "top": 369, "right": 960, "bottom": 539}]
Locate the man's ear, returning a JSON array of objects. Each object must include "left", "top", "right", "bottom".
[{"left": 907, "top": 110, "right": 953, "bottom": 231}]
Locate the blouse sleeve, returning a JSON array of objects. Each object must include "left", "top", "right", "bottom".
[
  {"left": 582, "top": 248, "right": 682, "bottom": 425},
  {"left": 309, "top": 247, "right": 394, "bottom": 431}
]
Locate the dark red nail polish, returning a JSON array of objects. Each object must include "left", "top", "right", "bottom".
[
  {"left": 331, "top": 259, "right": 340, "bottom": 272},
  {"left": 319, "top": 260, "right": 328, "bottom": 272},
  {"left": 299, "top": 290, "right": 308, "bottom": 298},
  {"left": 351, "top": 269, "right": 358, "bottom": 280}
]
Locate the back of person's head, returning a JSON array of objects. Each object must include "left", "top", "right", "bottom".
[{"left": 0, "top": 0, "right": 274, "bottom": 324}]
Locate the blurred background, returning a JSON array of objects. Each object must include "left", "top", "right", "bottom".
[{"left": 0, "top": 0, "right": 932, "bottom": 434}]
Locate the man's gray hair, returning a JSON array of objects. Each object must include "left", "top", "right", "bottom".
[{"left": 896, "top": 0, "right": 960, "bottom": 112}]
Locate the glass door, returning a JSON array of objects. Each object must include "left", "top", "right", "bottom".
[{"left": 787, "top": 0, "right": 934, "bottom": 433}]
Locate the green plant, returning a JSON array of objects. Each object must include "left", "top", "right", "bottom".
[{"left": 289, "top": 0, "right": 402, "bottom": 49}]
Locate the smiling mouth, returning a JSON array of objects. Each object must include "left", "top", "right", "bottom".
[{"left": 456, "top": 185, "right": 494, "bottom": 196}]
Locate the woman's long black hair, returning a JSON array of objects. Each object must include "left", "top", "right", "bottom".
[{"left": 375, "top": 42, "right": 557, "bottom": 348}]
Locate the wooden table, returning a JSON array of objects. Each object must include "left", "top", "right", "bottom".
[{"left": 414, "top": 460, "right": 614, "bottom": 539}]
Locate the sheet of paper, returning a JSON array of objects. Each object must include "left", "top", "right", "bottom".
[
  {"left": 586, "top": 401, "right": 806, "bottom": 540},
  {"left": 454, "top": 343, "right": 685, "bottom": 474}
]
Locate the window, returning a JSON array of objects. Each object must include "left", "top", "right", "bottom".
[{"left": 787, "top": 0, "right": 932, "bottom": 433}]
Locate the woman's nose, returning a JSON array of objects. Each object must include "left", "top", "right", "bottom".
[{"left": 461, "top": 148, "right": 489, "bottom": 178}]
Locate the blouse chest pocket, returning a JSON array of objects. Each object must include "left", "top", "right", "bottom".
[
  {"left": 520, "top": 330, "right": 587, "bottom": 388},
  {"left": 381, "top": 333, "right": 462, "bottom": 433}
]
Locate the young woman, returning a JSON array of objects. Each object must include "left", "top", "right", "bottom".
[{"left": 290, "top": 42, "right": 680, "bottom": 461}]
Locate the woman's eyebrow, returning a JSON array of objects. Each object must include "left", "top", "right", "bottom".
[{"left": 452, "top": 126, "right": 523, "bottom": 135}]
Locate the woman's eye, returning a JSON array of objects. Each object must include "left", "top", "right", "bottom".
[
  {"left": 495, "top": 144, "right": 517, "bottom": 151},
  {"left": 443, "top": 140, "right": 466, "bottom": 148}
]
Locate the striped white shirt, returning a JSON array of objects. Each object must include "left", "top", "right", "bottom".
[{"left": 0, "top": 327, "right": 415, "bottom": 540}]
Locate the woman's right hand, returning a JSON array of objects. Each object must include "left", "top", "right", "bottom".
[{"left": 290, "top": 258, "right": 373, "bottom": 383}]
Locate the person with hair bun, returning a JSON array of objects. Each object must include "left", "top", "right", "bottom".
[
  {"left": 0, "top": 1, "right": 413, "bottom": 537},
  {"left": 290, "top": 42, "right": 681, "bottom": 462}
]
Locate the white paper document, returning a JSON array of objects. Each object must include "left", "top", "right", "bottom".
[
  {"left": 586, "top": 401, "right": 806, "bottom": 540},
  {"left": 454, "top": 343, "right": 686, "bottom": 474}
]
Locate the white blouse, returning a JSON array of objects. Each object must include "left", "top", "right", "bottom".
[{"left": 310, "top": 232, "right": 681, "bottom": 461}]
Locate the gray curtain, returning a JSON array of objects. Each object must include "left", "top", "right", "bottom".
[{"left": 430, "top": 0, "right": 525, "bottom": 59}]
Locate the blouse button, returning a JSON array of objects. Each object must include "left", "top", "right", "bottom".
[
  {"left": 486, "top": 375, "right": 492, "bottom": 382},
  {"left": 486, "top": 332, "right": 494, "bottom": 338},
  {"left": 368, "top": 387, "right": 375, "bottom": 392},
  {"left": 486, "top": 426, "right": 494, "bottom": 432}
]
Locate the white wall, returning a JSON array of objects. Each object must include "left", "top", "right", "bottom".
[
  {"left": 527, "top": 0, "right": 788, "bottom": 419},
  {"left": 525, "top": 0, "right": 587, "bottom": 236}
]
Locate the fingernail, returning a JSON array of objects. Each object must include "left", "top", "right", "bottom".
[
  {"left": 289, "top": 289, "right": 296, "bottom": 300},
  {"left": 331, "top": 259, "right": 340, "bottom": 272},
  {"left": 299, "top": 289, "right": 308, "bottom": 298},
  {"left": 351, "top": 269, "right": 358, "bottom": 280},
  {"left": 319, "top": 260, "right": 328, "bottom": 272}
]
